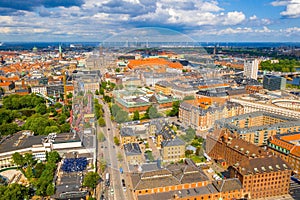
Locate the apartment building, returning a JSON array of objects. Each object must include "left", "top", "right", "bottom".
[
  {"left": 120, "top": 127, "right": 137, "bottom": 145},
  {"left": 179, "top": 100, "right": 244, "bottom": 131},
  {"left": 206, "top": 129, "right": 269, "bottom": 167},
  {"left": 229, "top": 156, "right": 292, "bottom": 199},
  {"left": 215, "top": 111, "right": 300, "bottom": 146},
  {"left": 123, "top": 143, "right": 143, "bottom": 165},
  {"left": 244, "top": 59, "right": 259, "bottom": 80},
  {"left": 230, "top": 97, "right": 300, "bottom": 118},
  {"left": 161, "top": 137, "right": 185, "bottom": 163},
  {"left": 268, "top": 133, "right": 300, "bottom": 174}
]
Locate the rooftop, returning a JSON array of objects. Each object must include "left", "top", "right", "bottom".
[
  {"left": 124, "top": 143, "right": 142, "bottom": 156},
  {"left": 0, "top": 131, "right": 43, "bottom": 154},
  {"left": 216, "top": 111, "right": 300, "bottom": 134},
  {"left": 131, "top": 162, "right": 209, "bottom": 190},
  {"left": 137, "top": 184, "right": 218, "bottom": 200},
  {"left": 161, "top": 137, "right": 185, "bottom": 147},
  {"left": 233, "top": 156, "right": 291, "bottom": 175}
]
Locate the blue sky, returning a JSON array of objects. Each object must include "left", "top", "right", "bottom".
[{"left": 0, "top": 0, "right": 300, "bottom": 42}]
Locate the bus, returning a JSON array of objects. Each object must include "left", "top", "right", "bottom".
[{"left": 105, "top": 173, "right": 110, "bottom": 186}]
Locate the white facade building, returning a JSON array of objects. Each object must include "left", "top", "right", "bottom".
[{"left": 244, "top": 59, "right": 259, "bottom": 80}]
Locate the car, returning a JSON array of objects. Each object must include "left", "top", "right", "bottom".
[
  {"left": 108, "top": 128, "right": 110, "bottom": 131},
  {"left": 110, "top": 188, "right": 114, "bottom": 195},
  {"left": 113, "top": 145, "right": 115, "bottom": 149}
]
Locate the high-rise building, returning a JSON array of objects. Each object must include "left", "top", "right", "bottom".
[
  {"left": 244, "top": 59, "right": 259, "bottom": 80},
  {"left": 263, "top": 75, "right": 286, "bottom": 91}
]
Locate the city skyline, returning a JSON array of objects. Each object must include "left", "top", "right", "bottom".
[{"left": 0, "top": 0, "right": 300, "bottom": 42}]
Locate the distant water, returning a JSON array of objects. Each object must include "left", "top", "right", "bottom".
[
  {"left": 0, "top": 42, "right": 300, "bottom": 50},
  {"left": 0, "top": 42, "right": 99, "bottom": 51}
]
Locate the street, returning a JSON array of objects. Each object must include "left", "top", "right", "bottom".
[{"left": 97, "top": 100, "right": 134, "bottom": 200}]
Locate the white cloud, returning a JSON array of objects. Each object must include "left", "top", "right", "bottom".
[
  {"left": 0, "top": 27, "right": 11, "bottom": 34},
  {"left": 271, "top": 0, "right": 300, "bottom": 18},
  {"left": 0, "top": 16, "right": 13, "bottom": 24},
  {"left": 250, "top": 15, "right": 257, "bottom": 20}
]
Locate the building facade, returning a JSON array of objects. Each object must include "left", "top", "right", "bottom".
[
  {"left": 263, "top": 75, "right": 286, "bottom": 91},
  {"left": 268, "top": 133, "right": 300, "bottom": 174},
  {"left": 244, "top": 59, "right": 259, "bottom": 80},
  {"left": 179, "top": 100, "right": 244, "bottom": 131},
  {"left": 161, "top": 137, "right": 185, "bottom": 163},
  {"left": 206, "top": 129, "right": 269, "bottom": 167},
  {"left": 229, "top": 156, "right": 292, "bottom": 199},
  {"left": 230, "top": 97, "right": 300, "bottom": 118},
  {"left": 215, "top": 111, "right": 300, "bottom": 146}
]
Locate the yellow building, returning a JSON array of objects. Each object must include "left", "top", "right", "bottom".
[
  {"left": 120, "top": 127, "right": 137, "bottom": 145},
  {"left": 123, "top": 143, "right": 143, "bottom": 165},
  {"left": 161, "top": 137, "right": 185, "bottom": 162},
  {"left": 155, "top": 81, "right": 172, "bottom": 95}
]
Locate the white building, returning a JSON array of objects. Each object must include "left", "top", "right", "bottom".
[
  {"left": 0, "top": 131, "right": 83, "bottom": 169},
  {"left": 244, "top": 59, "right": 259, "bottom": 80}
]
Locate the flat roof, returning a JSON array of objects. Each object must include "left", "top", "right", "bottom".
[{"left": 0, "top": 131, "right": 44, "bottom": 154}]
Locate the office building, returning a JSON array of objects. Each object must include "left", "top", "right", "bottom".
[{"left": 263, "top": 75, "right": 286, "bottom": 91}]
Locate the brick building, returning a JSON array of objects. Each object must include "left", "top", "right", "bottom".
[
  {"left": 229, "top": 156, "right": 292, "bottom": 199},
  {"left": 131, "top": 162, "right": 243, "bottom": 200},
  {"left": 268, "top": 133, "right": 300, "bottom": 174},
  {"left": 206, "top": 129, "right": 268, "bottom": 167}
]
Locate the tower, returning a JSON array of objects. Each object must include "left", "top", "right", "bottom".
[
  {"left": 59, "top": 44, "right": 62, "bottom": 60},
  {"left": 244, "top": 59, "right": 259, "bottom": 80}
]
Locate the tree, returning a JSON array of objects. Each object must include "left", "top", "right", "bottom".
[
  {"left": 47, "top": 151, "right": 60, "bottom": 163},
  {"left": 181, "top": 127, "right": 196, "bottom": 142},
  {"left": 117, "top": 153, "right": 123, "bottom": 162},
  {"left": 34, "top": 162, "right": 45, "bottom": 178},
  {"left": 98, "top": 117, "right": 106, "bottom": 127},
  {"left": 0, "top": 183, "right": 29, "bottom": 200},
  {"left": 54, "top": 102, "right": 63, "bottom": 109},
  {"left": 95, "top": 89, "right": 99, "bottom": 95},
  {"left": 185, "top": 150, "right": 194, "bottom": 157},
  {"left": 67, "top": 92, "right": 73, "bottom": 99},
  {"left": 58, "top": 114, "right": 67, "bottom": 125},
  {"left": 60, "top": 123, "right": 71, "bottom": 133},
  {"left": 133, "top": 110, "right": 140, "bottom": 121},
  {"left": 111, "top": 104, "right": 121, "bottom": 117},
  {"left": 114, "top": 136, "right": 120, "bottom": 146},
  {"left": 24, "top": 153, "right": 35, "bottom": 167},
  {"left": 36, "top": 104, "right": 47, "bottom": 115},
  {"left": 0, "top": 123, "right": 20, "bottom": 136},
  {"left": 115, "top": 68, "right": 121, "bottom": 73},
  {"left": 168, "top": 101, "right": 180, "bottom": 116},
  {"left": 12, "top": 152, "right": 24, "bottom": 167},
  {"left": 97, "top": 131, "right": 105, "bottom": 142},
  {"left": 25, "top": 167, "right": 33, "bottom": 179},
  {"left": 83, "top": 172, "right": 100, "bottom": 190},
  {"left": 22, "top": 114, "right": 51, "bottom": 135},
  {"left": 46, "top": 184, "right": 55, "bottom": 196},
  {"left": 115, "top": 110, "right": 129, "bottom": 123},
  {"left": 145, "top": 106, "right": 161, "bottom": 119},
  {"left": 45, "top": 126, "right": 61, "bottom": 134},
  {"left": 99, "top": 159, "right": 106, "bottom": 173}
]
